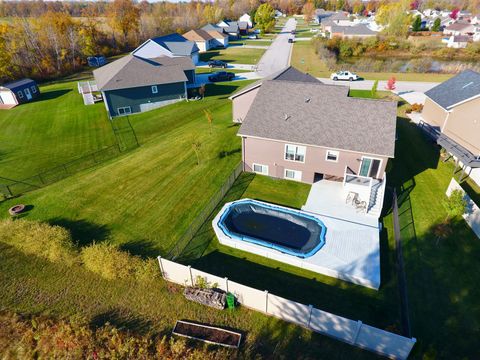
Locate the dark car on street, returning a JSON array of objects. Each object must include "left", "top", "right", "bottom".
[
  {"left": 208, "top": 72, "right": 235, "bottom": 82},
  {"left": 208, "top": 60, "right": 228, "bottom": 68}
]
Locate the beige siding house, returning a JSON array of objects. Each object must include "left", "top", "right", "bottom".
[
  {"left": 421, "top": 69, "right": 480, "bottom": 184},
  {"left": 230, "top": 67, "right": 397, "bottom": 216}
]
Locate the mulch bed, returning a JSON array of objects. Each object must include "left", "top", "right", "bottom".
[{"left": 173, "top": 320, "right": 241, "bottom": 348}]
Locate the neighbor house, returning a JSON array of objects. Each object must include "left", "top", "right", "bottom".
[
  {"left": 330, "top": 24, "right": 377, "bottom": 39},
  {"left": 201, "top": 24, "right": 230, "bottom": 47},
  {"left": 420, "top": 69, "right": 480, "bottom": 184},
  {"left": 443, "top": 22, "right": 475, "bottom": 36},
  {"left": 183, "top": 29, "right": 215, "bottom": 52},
  {"left": 444, "top": 35, "right": 469, "bottom": 48},
  {"left": 239, "top": 13, "right": 253, "bottom": 28},
  {"left": 0, "top": 78, "right": 39, "bottom": 108},
  {"left": 132, "top": 33, "right": 200, "bottom": 65},
  {"left": 230, "top": 66, "right": 397, "bottom": 216},
  {"left": 216, "top": 20, "right": 240, "bottom": 39},
  {"left": 93, "top": 55, "right": 195, "bottom": 118}
]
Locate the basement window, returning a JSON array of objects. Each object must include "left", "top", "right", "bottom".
[
  {"left": 117, "top": 106, "right": 132, "bottom": 116},
  {"left": 151, "top": 85, "right": 158, "bottom": 94}
]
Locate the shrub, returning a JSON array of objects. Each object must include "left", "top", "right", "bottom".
[
  {"left": 0, "top": 219, "right": 77, "bottom": 265},
  {"left": 81, "top": 243, "right": 160, "bottom": 281},
  {"left": 411, "top": 103, "right": 424, "bottom": 112},
  {"left": 443, "top": 189, "right": 467, "bottom": 219}
]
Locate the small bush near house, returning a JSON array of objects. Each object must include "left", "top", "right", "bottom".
[
  {"left": 411, "top": 103, "right": 424, "bottom": 112},
  {"left": 81, "top": 243, "right": 159, "bottom": 281},
  {"left": 0, "top": 219, "right": 77, "bottom": 265}
]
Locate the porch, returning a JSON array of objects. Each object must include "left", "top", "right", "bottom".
[{"left": 302, "top": 176, "right": 385, "bottom": 228}]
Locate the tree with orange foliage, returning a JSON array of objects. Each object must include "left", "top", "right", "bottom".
[
  {"left": 107, "top": 0, "right": 140, "bottom": 48},
  {"left": 302, "top": 1, "right": 315, "bottom": 22}
]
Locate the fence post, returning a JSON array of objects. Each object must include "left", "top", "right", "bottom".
[
  {"left": 307, "top": 305, "right": 313, "bottom": 328},
  {"left": 224, "top": 277, "right": 229, "bottom": 293},
  {"left": 188, "top": 265, "right": 194, "bottom": 287},
  {"left": 157, "top": 256, "right": 165, "bottom": 278},
  {"left": 352, "top": 320, "right": 363, "bottom": 345},
  {"left": 264, "top": 290, "right": 269, "bottom": 313}
]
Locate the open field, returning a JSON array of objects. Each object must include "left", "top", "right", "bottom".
[
  {"left": 291, "top": 41, "right": 455, "bottom": 82},
  {"left": 0, "top": 82, "right": 250, "bottom": 255},
  {"left": 199, "top": 47, "right": 266, "bottom": 64},
  {"left": 0, "top": 81, "right": 115, "bottom": 180}
]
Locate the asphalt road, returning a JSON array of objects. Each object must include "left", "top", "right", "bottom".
[{"left": 255, "top": 18, "right": 297, "bottom": 77}]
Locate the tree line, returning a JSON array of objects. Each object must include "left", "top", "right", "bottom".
[{"left": 0, "top": 0, "right": 261, "bottom": 83}]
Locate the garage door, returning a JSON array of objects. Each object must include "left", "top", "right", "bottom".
[{"left": 0, "top": 91, "right": 16, "bottom": 105}]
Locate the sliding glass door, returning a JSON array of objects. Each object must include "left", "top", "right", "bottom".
[{"left": 359, "top": 157, "right": 381, "bottom": 178}]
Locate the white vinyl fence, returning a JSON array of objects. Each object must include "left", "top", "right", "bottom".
[{"left": 158, "top": 257, "right": 416, "bottom": 360}]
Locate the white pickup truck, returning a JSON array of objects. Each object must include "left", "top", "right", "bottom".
[{"left": 330, "top": 71, "right": 359, "bottom": 81}]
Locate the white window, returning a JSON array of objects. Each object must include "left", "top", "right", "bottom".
[
  {"left": 31, "top": 86, "right": 37, "bottom": 93},
  {"left": 284, "top": 169, "right": 302, "bottom": 181},
  {"left": 17, "top": 91, "right": 23, "bottom": 99},
  {"left": 117, "top": 106, "right": 132, "bottom": 116},
  {"left": 285, "top": 144, "right": 306, "bottom": 162},
  {"left": 151, "top": 85, "right": 158, "bottom": 94},
  {"left": 326, "top": 150, "right": 339, "bottom": 162},
  {"left": 253, "top": 163, "right": 268, "bottom": 175}
]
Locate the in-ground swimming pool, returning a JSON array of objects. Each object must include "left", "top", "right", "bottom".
[{"left": 216, "top": 199, "right": 326, "bottom": 258}]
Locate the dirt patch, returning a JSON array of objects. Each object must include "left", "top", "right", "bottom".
[{"left": 173, "top": 321, "right": 241, "bottom": 347}]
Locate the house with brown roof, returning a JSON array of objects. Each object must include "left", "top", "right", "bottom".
[
  {"left": 183, "top": 29, "right": 215, "bottom": 52},
  {"left": 201, "top": 24, "right": 229, "bottom": 47},
  {"left": 230, "top": 67, "right": 397, "bottom": 217},
  {"left": 443, "top": 22, "right": 475, "bottom": 36},
  {"left": 420, "top": 70, "right": 480, "bottom": 184},
  {"left": 93, "top": 55, "right": 195, "bottom": 118}
]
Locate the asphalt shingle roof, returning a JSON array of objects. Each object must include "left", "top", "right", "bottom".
[
  {"left": 1, "top": 78, "right": 35, "bottom": 90},
  {"left": 230, "top": 66, "right": 321, "bottom": 98},
  {"left": 148, "top": 33, "right": 199, "bottom": 56},
  {"left": 93, "top": 55, "right": 193, "bottom": 91},
  {"left": 425, "top": 69, "right": 480, "bottom": 109},
  {"left": 238, "top": 80, "right": 397, "bottom": 157},
  {"left": 331, "top": 24, "right": 376, "bottom": 36},
  {"left": 183, "top": 29, "right": 213, "bottom": 42}
]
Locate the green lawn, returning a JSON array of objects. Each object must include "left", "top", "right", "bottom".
[
  {"left": 291, "top": 41, "right": 454, "bottom": 82},
  {"left": 0, "top": 82, "right": 251, "bottom": 255},
  {"left": 199, "top": 47, "right": 265, "bottom": 65},
  {"left": 0, "top": 80, "right": 114, "bottom": 180}
]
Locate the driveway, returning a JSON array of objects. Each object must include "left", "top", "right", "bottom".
[
  {"left": 255, "top": 18, "right": 297, "bottom": 77},
  {"left": 193, "top": 72, "right": 261, "bottom": 86}
]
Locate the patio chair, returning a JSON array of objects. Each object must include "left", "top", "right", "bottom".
[
  {"left": 353, "top": 198, "right": 367, "bottom": 213},
  {"left": 346, "top": 191, "right": 358, "bottom": 205}
]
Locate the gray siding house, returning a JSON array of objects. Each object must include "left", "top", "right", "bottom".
[{"left": 93, "top": 55, "right": 195, "bottom": 118}]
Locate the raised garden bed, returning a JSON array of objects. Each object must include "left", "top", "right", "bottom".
[
  {"left": 184, "top": 287, "right": 226, "bottom": 310},
  {"left": 172, "top": 320, "right": 242, "bottom": 348}
]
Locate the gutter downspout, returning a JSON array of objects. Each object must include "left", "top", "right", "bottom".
[{"left": 242, "top": 137, "right": 246, "bottom": 172}]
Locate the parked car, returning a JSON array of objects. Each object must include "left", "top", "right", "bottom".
[
  {"left": 288, "top": 38, "right": 294, "bottom": 43},
  {"left": 330, "top": 71, "right": 359, "bottom": 81},
  {"left": 208, "top": 60, "right": 228, "bottom": 68},
  {"left": 208, "top": 72, "right": 235, "bottom": 82}
]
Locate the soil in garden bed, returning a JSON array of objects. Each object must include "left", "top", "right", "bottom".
[{"left": 174, "top": 321, "right": 241, "bottom": 347}]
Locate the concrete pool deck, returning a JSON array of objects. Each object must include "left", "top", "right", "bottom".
[{"left": 213, "top": 199, "right": 380, "bottom": 289}]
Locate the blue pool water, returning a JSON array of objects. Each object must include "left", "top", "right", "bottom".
[{"left": 216, "top": 199, "right": 327, "bottom": 258}]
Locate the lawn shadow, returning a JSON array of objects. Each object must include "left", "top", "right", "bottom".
[
  {"left": 204, "top": 83, "right": 243, "bottom": 98},
  {"left": 189, "top": 250, "right": 396, "bottom": 328},
  {"left": 120, "top": 239, "right": 159, "bottom": 259},
  {"left": 48, "top": 218, "right": 110, "bottom": 247},
  {"left": 218, "top": 148, "right": 241, "bottom": 159},
  {"left": 90, "top": 309, "right": 153, "bottom": 335},
  {"left": 35, "top": 89, "right": 71, "bottom": 102}
]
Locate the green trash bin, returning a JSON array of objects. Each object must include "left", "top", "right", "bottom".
[{"left": 226, "top": 293, "right": 235, "bottom": 310}]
